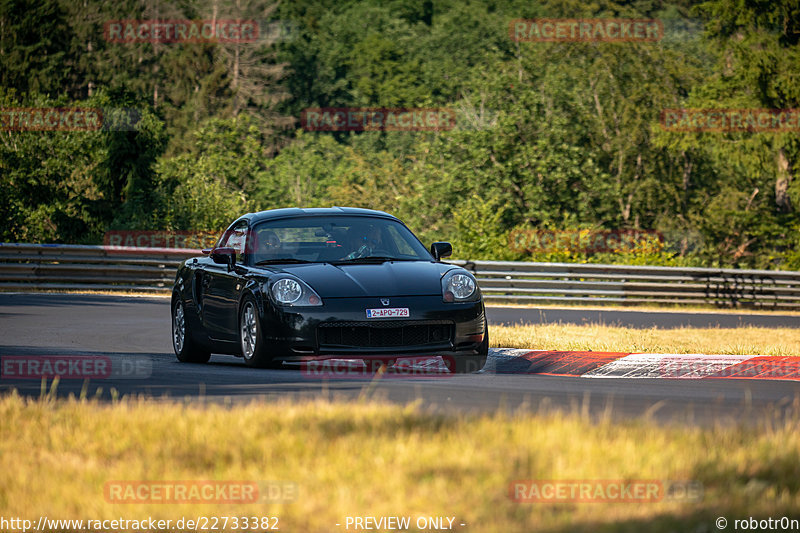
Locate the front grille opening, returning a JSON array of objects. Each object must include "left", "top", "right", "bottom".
[{"left": 318, "top": 320, "right": 454, "bottom": 348}]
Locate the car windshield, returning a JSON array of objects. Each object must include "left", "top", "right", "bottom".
[{"left": 249, "top": 216, "right": 432, "bottom": 265}]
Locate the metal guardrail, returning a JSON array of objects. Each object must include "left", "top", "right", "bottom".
[
  {"left": 0, "top": 243, "right": 199, "bottom": 292},
  {"left": 2, "top": 243, "right": 800, "bottom": 309},
  {"left": 452, "top": 260, "right": 800, "bottom": 309}
]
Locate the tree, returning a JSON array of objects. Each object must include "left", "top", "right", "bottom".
[
  {"left": 654, "top": 0, "right": 800, "bottom": 266},
  {"left": 0, "top": 89, "right": 165, "bottom": 242},
  {"left": 0, "top": 0, "right": 77, "bottom": 96}
]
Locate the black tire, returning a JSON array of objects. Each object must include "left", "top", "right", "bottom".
[
  {"left": 453, "top": 319, "right": 489, "bottom": 373},
  {"left": 172, "top": 297, "right": 211, "bottom": 363},
  {"left": 239, "top": 296, "right": 274, "bottom": 368}
]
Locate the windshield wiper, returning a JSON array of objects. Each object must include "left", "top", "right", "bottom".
[
  {"left": 333, "top": 256, "right": 412, "bottom": 264},
  {"left": 254, "top": 258, "right": 315, "bottom": 265}
]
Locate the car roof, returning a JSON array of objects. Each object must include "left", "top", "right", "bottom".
[{"left": 240, "top": 207, "right": 400, "bottom": 224}]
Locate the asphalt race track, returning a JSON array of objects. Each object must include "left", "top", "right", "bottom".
[{"left": 1, "top": 293, "right": 799, "bottom": 426}]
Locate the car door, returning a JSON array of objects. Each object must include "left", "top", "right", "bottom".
[{"left": 202, "top": 221, "right": 248, "bottom": 343}]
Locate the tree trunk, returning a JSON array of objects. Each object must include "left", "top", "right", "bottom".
[{"left": 775, "top": 147, "right": 793, "bottom": 212}]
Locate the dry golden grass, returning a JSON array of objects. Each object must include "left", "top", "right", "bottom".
[
  {"left": 1, "top": 391, "right": 800, "bottom": 532},
  {"left": 2, "top": 311, "right": 800, "bottom": 530},
  {"left": 491, "top": 323, "right": 800, "bottom": 356}
]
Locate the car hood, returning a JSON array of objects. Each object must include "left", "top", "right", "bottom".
[{"left": 265, "top": 261, "right": 456, "bottom": 297}]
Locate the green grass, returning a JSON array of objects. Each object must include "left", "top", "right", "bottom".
[{"left": 1, "top": 390, "right": 800, "bottom": 532}]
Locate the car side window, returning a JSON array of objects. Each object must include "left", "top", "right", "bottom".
[
  {"left": 219, "top": 222, "right": 248, "bottom": 263},
  {"left": 385, "top": 225, "right": 419, "bottom": 257}
]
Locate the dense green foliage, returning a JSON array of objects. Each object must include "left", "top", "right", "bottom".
[{"left": 1, "top": 0, "right": 798, "bottom": 268}]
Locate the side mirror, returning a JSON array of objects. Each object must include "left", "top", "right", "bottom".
[
  {"left": 430, "top": 241, "right": 452, "bottom": 261},
  {"left": 210, "top": 247, "right": 236, "bottom": 268}
]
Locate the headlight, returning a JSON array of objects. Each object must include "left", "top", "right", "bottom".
[
  {"left": 272, "top": 279, "right": 302, "bottom": 303},
  {"left": 442, "top": 270, "right": 478, "bottom": 302},
  {"left": 270, "top": 278, "right": 323, "bottom": 306}
]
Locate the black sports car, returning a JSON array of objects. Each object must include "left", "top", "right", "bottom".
[{"left": 170, "top": 207, "right": 488, "bottom": 373}]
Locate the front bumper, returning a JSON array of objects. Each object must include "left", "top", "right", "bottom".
[{"left": 259, "top": 295, "right": 486, "bottom": 359}]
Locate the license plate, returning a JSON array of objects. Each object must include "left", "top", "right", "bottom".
[{"left": 366, "top": 307, "right": 409, "bottom": 318}]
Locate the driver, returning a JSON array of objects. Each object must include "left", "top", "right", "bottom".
[
  {"left": 343, "top": 225, "right": 383, "bottom": 259},
  {"left": 256, "top": 230, "right": 282, "bottom": 257}
]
